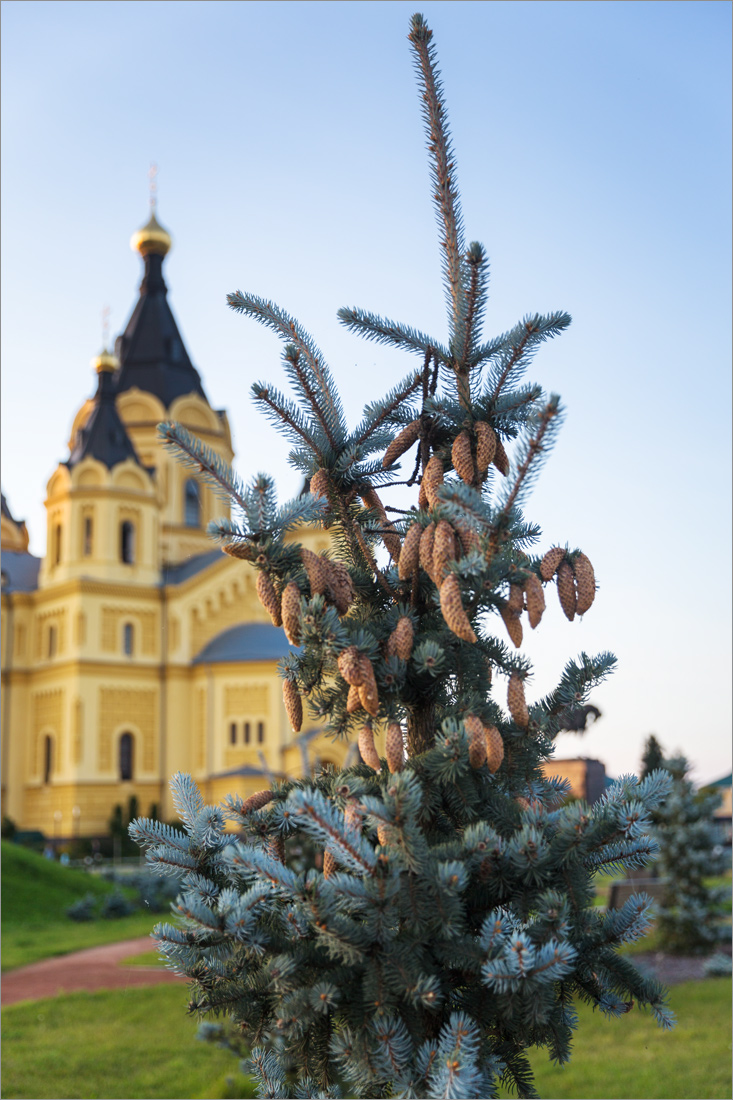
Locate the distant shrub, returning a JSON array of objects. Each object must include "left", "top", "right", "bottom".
[
  {"left": 703, "top": 952, "right": 732, "bottom": 977},
  {"left": 66, "top": 893, "right": 97, "bottom": 922},
  {"left": 101, "top": 889, "right": 135, "bottom": 919}
]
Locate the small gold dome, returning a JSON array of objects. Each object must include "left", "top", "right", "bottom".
[
  {"left": 130, "top": 211, "right": 172, "bottom": 257},
  {"left": 91, "top": 349, "right": 119, "bottom": 373}
]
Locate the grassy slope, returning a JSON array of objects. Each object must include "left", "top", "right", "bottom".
[{"left": 1, "top": 841, "right": 158, "bottom": 971}]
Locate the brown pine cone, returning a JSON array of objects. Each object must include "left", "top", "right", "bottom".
[
  {"left": 572, "top": 552, "right": 596, "bottom": 615},
  {"left": 281, "top": 582, "right": 302, "bottom": 645},
  {"left": 452, "top": 517, "right": 481, "bottom": 556},
  {"left": 268, "top": 836, "right": 286, "bottom": 863},
  {"left": 337, "top": 645, "right": 364, "bottom": 686},
  {"left": 433, "top": 520, "right": 457, "bottom": 583},
  {"left": 464, "top": 714, "right": 487, "bottom": 769},
  {"left": 309, "top": 468, "right": 331, "bottom": 499},
  {"left": 256, "top": 570, "right": 282, "bottom": 626},
  {"left": 360, "top": 486, "right": 401, "bottom": 563},
  {"left": 398, "top": 521, "right": 423, "bottom": 581},
  {"left": 283, "top": 679, "right": 303, "bottom": 732},
  {"left": 222, "top": 540, "right": 255, "bottom": 561},
  {"left": 418, "top": 481, "right": 429, "bottom": 511},
  {"left": 386, "top": 615, "right": 414, "bottom": 661},
  {"left": 382, "top": 418, "right": 421, "bottom": 468},
  {"left": 539, "top": 546, "right": 566, "bottom": 581},
  {"left": 357, "top": 656, "right": 379, "bottom": 717},
  {"left": 556, "top": 560, "right": 577, "bottom": 621},
  {"left": 484, "top": 725, "right": 504, "bottom": 773},
  {"left": 419, "top": 522, "right": 437, "bottom": 581},
  {"left": 358, "top": 723, "right": 381, "bottom": 771},
  {"left": 385, "top": 722, "right": 404, "bottom": 773},
  {"left": 344, "top": 802, "right": 362, "bottom": 832},
  {"left": 239, "top": 789, "right": 274, "bottom": 816},
  {"left": 515, "top": 797, "right": 531, "bottom": 812},
  {"left": 440, "top": 574, "right": 477, "bottom": 643},
  {"left": 377, "top": 824, "right": 389, "bottom": 847},
  {"left": 493, "top": 436, "right": 510, "bottom": 476},
  {"left": 346, "top": 684, "right": 362, "bottom": 714},
  {"left": 475, "top": 421, "right": 497, "bottom": 476},
  {"left": 507, "top": 672, "right": 529, "bottom": 729},
  {"left": 301, "top": 547, "right": 330, "bottom": 595},
  {"left": 323, "top": 850, "right": 337, "bottom": 879},
  {"left": 325, "top": 559, "right": 355, "bottom": 616},
  {"left": 500, "top": 605, "right": 523, "bottom": 648},
  {"left": 452, "top": 430, "right": 474, "bottom": 485},
  {"left": 507, "top": 583, "right": 524, "bottom": 613},
  {"left": 423, "top": 455, "right": 444, "bottom": 507},
  {"left": 523, "top": 573, "right": 546, "bottom": 629}
]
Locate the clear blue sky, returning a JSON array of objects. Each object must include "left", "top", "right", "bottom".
[{"left": 2, "top": 0, "right": 730, "bottom": 783}]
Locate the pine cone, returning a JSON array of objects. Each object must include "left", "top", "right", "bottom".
[
  {"left": 281, "top": 582, "right": 302, "bottom": 645},
  {"left": 423, "top": 455, "right": 444, "bottom": 507},
  {"left": 507, "top": 583, "right": 524, "bottom": 613},
  {"left": 344, "top": 802, "right": 362, "bottom": 832},
  {"left": 475, "top": 421, "right": 497, "bottom": 477},
  {"left": 452, "top": 430, "right": 474, "bottom": 485},
  {"left": 515, "top": 797, "right": 531, "bottom": 812},
  {"left": 500, "top": 605, "right": 523, "bottom": 648},
  {"left": 360, "top": 486, "right": 401, "bottom": 563},
  {"left": 385, "top": 722, "right": 404, "bottom": 773},
  {"left": 268, "top": 836, "right": 286, "bottom": 863},
  {"left": 493, "top": 436, "right": 510, "bottom": 476},
  {"left": 433, "top": 519, "right": 456, "bottom": 582},
  {"left": 239, "top": 789, "right": 274, "bottom": 815},
  {"left": 377, "top": 824, "right": 389, "bottom": 847},
  {"left": 484, "top": 725, "right": 504, "bottom": 773},
  {"left": 325, "top": 559, "right": 355, "bottom": 615},
  {"left": 256, "top": 570, "right": 282, "bottom": 627},
  {"left": 556, "top": 560, "right": 577, "bottom": 621},
  {"left": 346, "top": 683, "right": 362, "bottom": 714},
  {"left": 464, "top": 714, "right": 487, "bottom": 769},
  {"left": 507, "top": 672, "right": 529, "bottom": 729},
  {"left": 309, "top": 468, "right": 331, "bottom": 499},
  {"left": 338, "top": 645, "right": 365, "bottom": 686},
  {"left": 572, "top": 552, "right": 596, "bottom": 614},
  {"left": 283, "top": 679, "right": 303, "bottom": 732},
  {"left": 539, "top": 546, "right": 566, "bottom": 581},
  {"left": 418, "top": 481, "right": 429, "bottom": 511},
  {"left": 301, "top": 547, "right": 330, "bottom": 595},
  {"left": 399, "top": 521, "right": 423, "bottom": 581},
  {"left": 419, "top": 522, "right": 437, "bottom": 581},
  {"left": 358, "top": 723, "right": 381, "bottom": 771},
  {"left": 523, "top": 572, "right": 545, "bottom": 629},
  {"left": 357, "top": 656, "right": 379, "bottom": 717},
  {"left": 386, "top": 615, "right": 414, "bottom": 661},
  {"left": 323, "top": 850, "right": 337, "bottom": 879},
  {"left": 222, "top": 540, "right": 255, "bottom": 561},
  {"left": 382, "top": 418, "right": 421, "bottom": 468},
  {"left": 452, "top": 517, "right": 481, "bottom": 556},
  {"left": 440, "top": 574, "right": 477, "bottom": 643}
]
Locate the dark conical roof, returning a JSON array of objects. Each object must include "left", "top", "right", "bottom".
[
  {"left": 67, "top": 365, "right": 142, "bottom": 470},
  {"left": 114, "top": 215, "right": 208, "bottom": 408}
]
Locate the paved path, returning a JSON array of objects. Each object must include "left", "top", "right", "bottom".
[{"left": 2, "top": 937, "right": 186, "bottom": 1007}]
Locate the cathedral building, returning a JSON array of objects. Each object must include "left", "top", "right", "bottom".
[{"left": 0, "top": 207, "right": 351, "bottom": 841}]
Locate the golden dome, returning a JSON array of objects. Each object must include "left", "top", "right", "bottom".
[
  {"left": 91, "top": 348, "right": 119, "bottom": 373},
  {"left": 130, "top": 210, "right": 172, "bottom": 257}
]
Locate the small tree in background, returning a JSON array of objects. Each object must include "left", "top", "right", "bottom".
[
  {"left": 640, "top": 735, "right": 665, "bottom": 781},
  {"left": 653, "top": 755, "right": 729, "bottom": 955},
  {"left": 130, "top": 14, "right": 674, "bottom": 1098}
]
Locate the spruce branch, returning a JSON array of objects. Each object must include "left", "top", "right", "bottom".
[
  {"left": 158, "top": 422, "right": 248, "bottom": 513},
  {"left": 252, "top": 383, "right": 325, "bottom": 460},
  {"left": 337, "top": 307, "right": 451, "bottom": 364}
]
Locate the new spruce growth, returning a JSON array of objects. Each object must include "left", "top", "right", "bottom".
[{"left": 131, "top": 14, "right": 675, "bottom": 1098}]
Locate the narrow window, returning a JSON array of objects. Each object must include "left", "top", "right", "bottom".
[
  {"left": 257, "top": 721, "right": 265, "bottom": 744},
  {"left": 119, "top": 732, "right": 134, "bottom": 781},
  {"left": 184, "top": 479, "right": 200, "bottom": 527},
  {"left": 229, "top": 722, "right": 237, "bottom": 745},
  {"left": 44, "top": 736, "right": 53, "bottom": 784},
  {"left": 48, "top": 625, "right": 57, "bottom": 658},
  {"left": 244, "top": 722, "right": 251, "bottom": 745},
  {"left": 120, "top": 521, "right": 135, "bottom": 564},
  {"left": 123, "top": 622, "right": 134, "bottom": 657},
  {"left": 83, "top": 516, "right": 93, "bottom": 556},
  {"left": 54, "top": 523, "right": 62, "bottom": 564}
]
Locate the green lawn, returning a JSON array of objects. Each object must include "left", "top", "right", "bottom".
[
  {"left": 1, "top": 841, "right": 158, "bottom": 971},
  {"left": 1, "top": 984, "right": 257, "bottom": 1100}
]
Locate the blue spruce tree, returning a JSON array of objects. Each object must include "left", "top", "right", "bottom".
[{"left": 130, "top": 14, "right": 675, "bottom": 1098}]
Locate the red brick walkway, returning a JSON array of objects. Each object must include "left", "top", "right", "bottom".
[{"left": 1, "top": 937, "right": 186, "bottom": 1007}]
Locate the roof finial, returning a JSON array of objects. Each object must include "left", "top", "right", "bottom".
[
  {"left": 148, "top": 162, "right": 158, "bottom": 213},
  {"left": 101, "top": 304, "right": 111, "bottom": 351}
]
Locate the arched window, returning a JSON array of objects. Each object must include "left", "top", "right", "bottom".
[
  {"left": 48, "top": 625, "right": 57, "bottom": 658},
  {"left": 257, "top": 721, "right": 265, "bottom": 744},
  {"left": 229, "top": 722, "right": 237, "bottom": 745},
  {"left": 83, "top": 516, "right": 93, "bottom": 557},
  {"left": 123, "top": 623, "right": 134, "bottom": 657},
  {"left": 44, "top": 736, "right": 53, "bottom": 784},
  {"left": 184, "top": 479, "right": 200, "bottom": 527},
  {"left": 119, "top": 733, "right": 134, "bottom": 781},
  {"left": 120, "top": 521, "right": 135, "bottom": 564},
  {"left": 54, "top": 523, "right": 62, "bottom": 564}
]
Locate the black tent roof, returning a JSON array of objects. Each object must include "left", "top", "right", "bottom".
[{"left": 67, "top": 368, "right": 142, "bottom": 470}]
